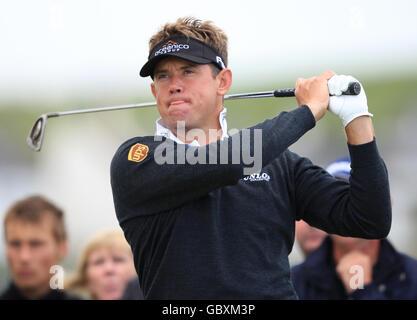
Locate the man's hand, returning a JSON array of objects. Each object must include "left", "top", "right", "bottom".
[
  {"left": 336, "top": 250, "right": 373, "bottom": 294},
  {"left": 328, "top": 74, "right": 375, "bottom": 145},
  {"left": 328, "top": 75, "right": 373, "bottom": 127},
  {"left": 295, "top": 70, "right": 336, "bottom": 122}
]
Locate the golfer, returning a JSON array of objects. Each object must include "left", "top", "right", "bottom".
[{"left": 110, "top": 17, "right": 391, "bottom": 299}]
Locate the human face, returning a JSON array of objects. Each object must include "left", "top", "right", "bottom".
[
  {"left": 151, "top": 57, "right": 224, "bottom": 134},
  {"left": 295, "top": 220, "right": 326, "bottom": 256},
  {"left": 330, "top": 235, "right": 370, "bottom": 251},
  {"left": 86, "top": 247, "right": 136, "bottom": 300},
  {"left": 5, "top": 216, "right": 67, "bottom": 298}
]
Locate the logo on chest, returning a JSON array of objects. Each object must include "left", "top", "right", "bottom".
[{"left": 243, "top": 172, "right": 271, "bottom": 182}]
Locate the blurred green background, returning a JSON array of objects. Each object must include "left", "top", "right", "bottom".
[{"left": 1, "top": 0, "right": 417, "bottom": 291}]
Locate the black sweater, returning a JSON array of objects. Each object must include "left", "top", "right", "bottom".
[
  {"left": 0, "top": 282, "right": 80, "bottom": 300},
  {"left": 110, "top": 105, "right": 391, "bottom": 299}
]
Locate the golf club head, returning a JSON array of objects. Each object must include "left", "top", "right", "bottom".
[{"left": 26, "top": 114, "right": 48, "bottom": 152}]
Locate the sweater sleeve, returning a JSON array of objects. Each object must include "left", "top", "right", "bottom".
[
  {"left": 293, "top": 139, "right": 392, "bottom": 239},
  {"left": 111, "top": 105, "right": 315, "bottom": 222}
]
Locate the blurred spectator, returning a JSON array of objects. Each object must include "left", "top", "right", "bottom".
[
  {"left": 295, "top": 220, "right": 326, "bottom": 257},
  {"left": 0, "top": 195, "right": 79, "bottom": 300},
  {"left": 291, "top": 157, "right": 417, "bottom": 299},
  {"left": 66, "top": 229, "right": 137, "bottom": 300}
]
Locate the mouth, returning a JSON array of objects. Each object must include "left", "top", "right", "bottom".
[
  {"left": 18, "top": 270, "right": 35, "bottom": 277},
  {"left": 169, "top": 100, "right": 187, "bottom": 107},
  {"left": 168, "top": 97, "right": 191, "bottom": 107}
]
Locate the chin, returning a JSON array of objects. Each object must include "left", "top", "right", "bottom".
[
  {"left": 98, "top": 291, "right": 123, "bottom": 300},
  {"left": 16, "top": 280, "right": 41, "bottom": 291},
  {"left": 167, "top": 110, "right": 192, "bottom": 125}
]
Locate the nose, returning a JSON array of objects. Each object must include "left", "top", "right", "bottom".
[
  {"left": 102, "top": 260, "right": 116, "bottom": 275},
  {"left": 169, "top": 75, "right": 183, "bottom": 95},
  {"left": 18, "top": 245, "right": 32, "bottom": 263}
]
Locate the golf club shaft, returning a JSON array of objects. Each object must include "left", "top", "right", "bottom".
[
  {"left": 46, "top": 82, "right": 360, "bottom": 118},
  {"left": 27, "top": 82, "right": 360, "bottom": 152},
  {"left": 45, "top": 92, "right": 274, "bottom": 118}
]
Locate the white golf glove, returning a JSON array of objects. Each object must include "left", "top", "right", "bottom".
[{"left": 328, "top": 75, "right": 373, "bottom": 127}]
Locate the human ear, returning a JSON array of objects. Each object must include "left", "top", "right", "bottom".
[
  {"left": 151, "top": 82, "right": 157, "bottom": 99},
  {"left": 216, "top": 68, "right": 232, "bottom": 96}
]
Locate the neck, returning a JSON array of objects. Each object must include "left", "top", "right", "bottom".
[
  {"left": 19, "top": 283, "right": 52, "bottom": 300},
  {"left": 170, "top": 107, "right": 224, "bottom": 146},
  {"left": 173, "top": 126, "right": 223, "bottom": 146},
  {"left": 332, "top": 239, "right": 381, "bottom": 266}
]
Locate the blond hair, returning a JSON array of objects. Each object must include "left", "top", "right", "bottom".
[
  {"left": 66, "top": 229, "right": 133, "bottom": 299},
  {"left": 149, "top": 17, "right": 228, "bottom": 67}
]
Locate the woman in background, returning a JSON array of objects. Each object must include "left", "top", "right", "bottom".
[{"left": 67, "top": 229, "right": 137, "bottom": 300}]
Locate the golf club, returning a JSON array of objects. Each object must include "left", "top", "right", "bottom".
[{"left": 27, "top": 82, "right": 360, "bottom": 152}]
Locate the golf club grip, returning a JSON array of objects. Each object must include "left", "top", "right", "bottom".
[{"left": 273, "top": 81, "right": 361, "bottom": 97}]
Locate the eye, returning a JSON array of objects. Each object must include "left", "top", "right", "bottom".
[
  {"left": 184, "top": 69, "right": 194, "bottom": 75},
  {"left": 113, "top": 255, "right": 127, "bottom": 263},
  {"left": 92, "top": 257, "right": 105, "bottom": 266},
  {"left": 29, "top": 240, "right": 44, "bottom": 248},
  {"left": 8, "top": 240, "right": 21, "bottom": 248},
  {"left": 156, "top": 73, "right": 168, "bottom": 80}
]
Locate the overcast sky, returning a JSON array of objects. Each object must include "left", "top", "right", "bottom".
[{"left": 1, "top": 0, "right": 417, "bottom": 101}]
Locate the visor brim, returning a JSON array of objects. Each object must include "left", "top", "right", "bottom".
[{"left": 140, "top": 53, "right": 213, "bottom": 77}]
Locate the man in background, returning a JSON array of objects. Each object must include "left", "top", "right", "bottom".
[
  {"left": 1, "top": 195, "right": 78, "bottom": 300},
  {"left": 291, "top": 157, "right": 417, "bottom": 299}
]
